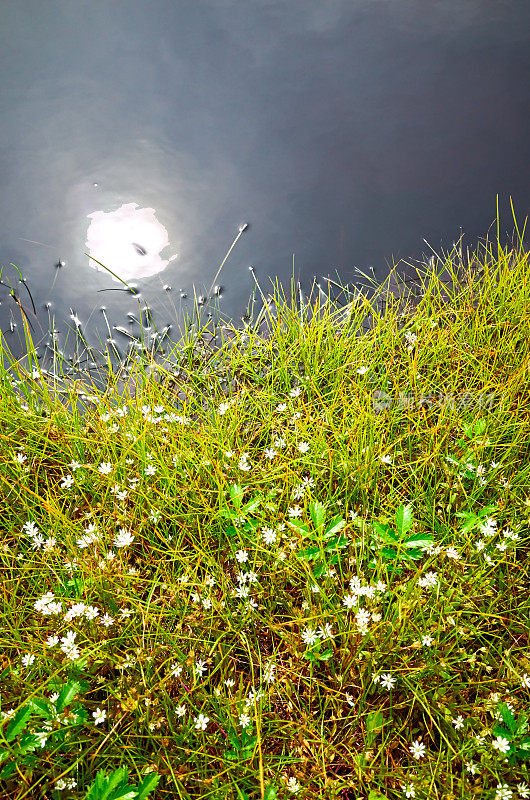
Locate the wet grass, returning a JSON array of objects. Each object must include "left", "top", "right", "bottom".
[{"left": 0, "top": 233, "right": 530, "bottom": 800}]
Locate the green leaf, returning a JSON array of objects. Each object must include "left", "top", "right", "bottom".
[
  {"left": 229, "top": 484, "right": 244, "bottom": 510},
  {"left": 312, "top": 562, "right": 325, "bottom": 578},
  {"left": 264, "top": 786, "right": 278, "bottom": 800},
  {"left": 403, "top": 534, "right": 434, "bottom": 549},
  {"left": 27, "top": 698, "right": 53, "bottom": 718},
  {"left": 85, "top": 767, "right": 139, "bottom": 800},
  {"left": 4, "top": 706, "right": 32, "bottom": 742},
  {"left": 395, "top": 504, "right": 413, "bottom": 538},
  {"left": 324, "top": 534, "right": 349, "bottom": 552},
  {"left": 498, "top": 703, "right": 518, "bottom": 735},
  {"left": 366, "top": 709, "right": 384, "bottom": 734},
  {"left": 310, "top": 501, "right": 326, "bottom": 533},
  {"left": 136, "top": 773, "right": 160, "bottom": 800},
  {"left": 241, "top": 496, "right": 261, "bottom": 515},
  {"left": 56, "top": 680, "right": 83, "bottom": 713},
  {"left": 372, "top": 521, "right": 398, "bottom": 543},
  {"left": 0, "top": 760, "right": 17, "bottom": 781},
  {"left": 323, "top": 515, "right": 346, "bottom": 537},
  {"left": 288, "top": 520, "right": 311, "bottom": 537},
  {"left": 492, "top": 724, "right": 512, "bottom": 741},
  {"left": 297, "top": 546, "right": 321, "bottom": 562},
  {"left": 516, "top": 713, "right": 529, "bottom": 736},
  {"left": 318, "top": 648, "right": 333, "bottom": 661},
  {"left": 110, "top": 790, "right": 138, "bottom": 800},
  {"left": 368, "top": 791, "right": 389, "bottom": 800}
]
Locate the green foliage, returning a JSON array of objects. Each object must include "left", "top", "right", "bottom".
[
  {"left": 224, "top": 726, "right": 257, "bottom": 761},
  {"left": 368, "top": 504, "right": 433, "bottom": 572},
  {"left": 0, "top": 680, "right": 88, "bottom": 782},
  {"left": 493, "top": 703, "right": 530, "bottom": 764},
  {"left": 294, "top": 499, "right": 347, "bottom": 578},
  {"left": 85, "top": 767, "right": 160, "bottom": 800}
]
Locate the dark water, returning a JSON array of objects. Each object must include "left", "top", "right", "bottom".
[{"left": 1, "top": 0, "right": 529, "bottom": 374}]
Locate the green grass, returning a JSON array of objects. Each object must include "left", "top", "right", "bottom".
[{"left": 0, "top": 232, "right": 530, "bottom": 800}]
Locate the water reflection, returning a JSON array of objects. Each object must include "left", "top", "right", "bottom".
[
  {"left": 86, "top": 203, "right": 178, "bottom": 282},
  {"left": 0, "top": 0, "right": 529, "bottom": 379}
]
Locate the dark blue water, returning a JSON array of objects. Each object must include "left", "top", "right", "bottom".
[{"left": 0, "top": 0, "right": 528, "bottom": 374}]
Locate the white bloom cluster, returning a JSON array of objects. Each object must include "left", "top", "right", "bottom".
[
  {"left": 113, "top": 528, "right": 135, "bottom": 548},
  {"left": 418, "top": 571, "right": 438, "bottom": 589},
  {"left": 34, "top": 592, "right": 63, "bottom": 616}
]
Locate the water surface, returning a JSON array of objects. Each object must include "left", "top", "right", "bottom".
[{"left": 0, "top": 0, "right": 528, "bottom": 373}]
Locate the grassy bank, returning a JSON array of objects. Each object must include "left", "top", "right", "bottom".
[{"left": 1, "top": 235, "right": 529, "bottom": 800}]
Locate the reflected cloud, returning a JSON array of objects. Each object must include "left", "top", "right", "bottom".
[{"left": 86, "top": 203, "right": 178, "bottom": 281}]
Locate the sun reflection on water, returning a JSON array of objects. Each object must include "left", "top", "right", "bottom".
[{"left": 85, "top": 202, "right": 178, "bottom": 282}]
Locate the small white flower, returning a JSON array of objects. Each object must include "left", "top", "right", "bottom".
[
  {"left": 380, "top": 673, "right": 395, "bottom": 690},
  {"left": 492, "top": 736, "right": 511, "bottom": 754},
  {"left": 235, "top": 549, "right": 248, "bottom": 563},
  {"left": 34, "top": 730, "right": 49, "bottom": 747},
  {"left": 113, "top": 528, "right": 135, "bottom": 548},
  {"left": 342, "top": 593, "right": 358, "bottom": 609},
  {"left": 445, "top": 547, "right": 460, "bottom": 560},
  {"left": 402, "top": 785, "right": 416, "bottom": 799},
  {"left": 239, "top": 712, "right": 251, "bottom": 728},
  {"left": 421, "top": 635, "right": 434, "bottom": 647},
  {"left": 286, "top": 777, "right": 301, "bottom": 793},
  {"left": 289, "top": 387, "right": 301, "bottom": 398},
  {"left": 297, "top": 442, "right": 310, "bottom": 454},
  {"left": 98, "top": 462, "right": 112, "bottom": 475},
  {"left": 276, "top": 403, "right": 287, "bottom": 412},
  {"left": 194, "top": 713, "right": 209, "bottom": 730},
  {"left": 521, "top": 673, "right": 530, "bottom": 689},
  {"left": 145, "top": 463, "right": 157, "bottom": 476},
  {"left": 517, "top": 783, "right": 530, "bottom": 799},
  {"left": 60, "top": 474, "right": 74, "bottom": 489},
  {"left": 92, "top": 707, "right": 107, "bottom": 725},
  {"left": 380, "top": 454, "right": 392, "bottom": 465},
  {"left": 238, "top": 454, "right": 251, "bottom": 471},
  {"left": 409, "top": 739, "right": 426, "bottom": 759},
  {"left": 264, "top": 448, "right": 277, "bottom": 460},
  {"left": 100, "top": 613, "right": 114, "bottom": 627},
  {"left": 418, "top": 571, "right": 438, "bottom": 589},
  {"left": 21, "top": 653, "right": 35, "bottom": 668},
  {"left": 356, "top": 365, "right": 369, "bottom": 374},
  {"left": 288, "top": 505, "right": 302, "bottom": 517},
  {"left": 195, "top": 659, "right": 207, "bottom": 677},
  {"left": 452, "top": 715, "right": 464, "bottom": 730},
  {"left": 494, "top": 784, "right": 513, "bottom": 800},
  {"left": 301, "top": 627, "right": 319, "bottom": 646},
  {"left": 318, "top": 623, "right": 333, "bottom": 639},
  {"left": 480, "top": 517, "right": 497, "bottom": 536},
  {"left": 355, "top": 608, "right": 371, "bottom": 632},
  {"left": 465, "top": 761, "right": 478, "bottom": 774},
  {"left": 176, "top": 704, "right": 186, "bottom": 717},
  {"left": 262, "top": 527, "right": 277, "bottom": 545}
]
